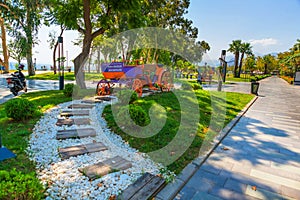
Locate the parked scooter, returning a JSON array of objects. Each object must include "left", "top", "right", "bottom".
[{"left": 6, "top": 64, "right": 27, "bottom": 96}]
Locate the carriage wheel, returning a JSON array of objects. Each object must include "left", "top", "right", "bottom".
[
  {"left": 132, "top": 79, "right": 143, "bottom": 97},
  {"left": 160, "top": 72, "right": 172, "bottom": 92},
  {"left": 96, "top": 81, "right": 111, "bottom": 96}
]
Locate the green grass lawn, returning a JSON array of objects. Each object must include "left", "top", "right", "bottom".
[
  {"left": 0, "top": 91, "right": 71, "bottom": 172},
  {"left": 223, "top": 74, "right": 251, "bottom": 82},
  {"left": 0, "top": 87, "right": 253, "bottom": 197},
  {"left": 103, "top": 89, "right": 254, "bottom": 174},
  {"left": 0, "top": 91, "right": 72, "bottom": 198},
  {"left": 26, "top": 72, "right": 104, "bottom": 81},
  {"left": 176, "top": 73, "right": 251, "bottom": 84}
]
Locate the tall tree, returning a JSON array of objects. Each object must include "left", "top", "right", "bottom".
[
  {"left": 200, "top": 40, "right": 210, "bottom": 53},
  {"left": 0, "top": 17, "right": 9, "bottom": 73},
  {"left": 8, "top": 37, "right": 27, "bottom": 64},
  {"left": 1, "top": 1, "right": 44, "bottom": 76},
  {"left": 290, "top": 39, "right": 300, "bottom": 53},
  {"left": 261, "top": 54, "right": 278, "bottom": 74},
  {"left": 243, "top": 54, "right": 256, "bottom": 72},
  {"left": 46, "top": 0, "right": 141, "bottom": 88},
  {"left": 228, "top": 40, "right": 242, "bottom": 77},
  {"left": 47, "top": 26, "right": 65, "bottom": 74},
  {"left": 238, "top": 42, "right": 253, "bottom": 77}
]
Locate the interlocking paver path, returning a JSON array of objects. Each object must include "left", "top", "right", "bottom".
[{"left": 176, "top": 77, "right": 300, "bottom": 199}]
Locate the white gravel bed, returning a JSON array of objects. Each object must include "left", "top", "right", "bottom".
[{"left": 27, "top": 99, "right": 172, "bottom": 200}]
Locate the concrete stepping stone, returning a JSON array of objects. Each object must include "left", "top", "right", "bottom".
[
  {"left": 79, "top": 156, "right": 132, "bottom": 180},
  {"left": 56, "top": 128, "right": 96, "bottom": 139},
  {"left": 56, "top": 118, "right": 90, "bottom": 126},
  {"left": 60, "top": 110, "right": 90, "bottom": 117},
  {"left": 81, "top": 99, "right": 103, "bottom": 104},
  {"left": 119, "top": 172, "right": 166, "bottom": 200},
  {"left": 58, "top": 142, "right": 108, "bottom": 159},
  {"left": 95, "top": 96, "right": 114, "bottom": 101},
  {"left": 68, "top": 104, "right": 95, "bottom": 109}
]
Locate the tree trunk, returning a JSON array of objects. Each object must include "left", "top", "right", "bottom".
[
  {"left": 88, "top": 53, "right": 92, "bottom": 73},
  {"left": 53, "top": 42, "right": 58, "bottom": 74},
  {"left": 264, "top": 63, "right": 267, "bottom": 74},
  {"left": 25, "top": 7, "right": 35, "bottom": 76},
  {"left": 233, "top": 52, "right": 239, "bottom": 78},
  {"left": 74, "top": 51, "right": 88, "bottom": 89},
  {"left": 238, "top": 52, "right": 245, "bottom": 78},
  {"left": 25, "top": 36, "right": 35, "bottom": 76},
  {"left": 0, "top": 18, "right": 9, "bottom": 73},
  {"left": 52, "top": 28, "right": 65, "bottom": 74},
  {"left": 74, "top": 34, "right": 92, "bottom": 89},
  {"left": 97, "top": 48, "right": 101, "bottom": 73},
  {"left": 26, "top": 52, "right": 35, "bottom": 76}
]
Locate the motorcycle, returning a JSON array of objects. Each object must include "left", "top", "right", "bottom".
[{"left": 6, "top": 66, "right": 27, "bottom": 96}]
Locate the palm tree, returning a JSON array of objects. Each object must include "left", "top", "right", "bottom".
[
  {"left": 290, "top": 39, "right": 300, "bottom": 53},
  {"left": 228, "top": 40, "right": 242, "bottom": 77},
  {"left": 262, "top": 54, "right": 273, "bottom": 74},
  {"left": 200, "top": 40, "right": 210, "bottom": 53},
  {"left": 238, "top": 42, "right": 253, "bottom": 77}
]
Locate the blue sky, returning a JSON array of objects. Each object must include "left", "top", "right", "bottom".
[
  {"left": 22, "top": 0, "right": 300, "bottom": 67},
  {"left": 186, "top": 0, "right": 300, "bottom": 65}
]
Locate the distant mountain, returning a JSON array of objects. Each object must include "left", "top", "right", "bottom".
[{"left": 253, "top": 52, "right": 278, "bottom": 57}]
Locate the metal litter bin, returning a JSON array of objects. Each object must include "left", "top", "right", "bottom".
[{"left": 251, "top": 82, "right": 259, "bottom": 95}]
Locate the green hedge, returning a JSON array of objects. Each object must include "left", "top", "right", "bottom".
[
  {"left": 250, "top": 74, "right": 271, "bottom": 82},
  {"left": 5, "top": 98, "right": 38, "bottom": 121},
  {"left": 0, "top": 169, "right": 44, "bottom": 200}
]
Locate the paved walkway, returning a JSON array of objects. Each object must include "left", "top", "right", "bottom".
[
  {"left": 176, "top": 76, "right": 300, "bottom": 199},
  {"left": 202, "top": 81, "right": 252, "bottom": 94}
]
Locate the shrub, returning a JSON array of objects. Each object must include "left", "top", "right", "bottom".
[
  {"left": 281, "top": 76, "right": 294, "bottom": 84},
  {"left": 116, "top": 89, "right": 138, "bottom": 105},
  {"left": 250, "top": 74, "right": 271, "bottom": 82},
  {"left": 0, "top": 169, "right": 44, "bottom": 200},
  {"left": 5, "top": 98, "right": 37, "bottom": 121},
  {"left": 63, "top": 83, "right": 79, "bottom": 97},
  {"left": 191, "top": 83, "right": 202, "bottom": 90},
  {"left": 117, "top": 105, "right": 149, "bottom": 127}
]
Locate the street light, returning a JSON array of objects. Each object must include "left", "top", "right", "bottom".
[
  {"left": 58, "top": 36, "right": 64, "bottom": 90},
  {"left": 34, "top": 58, "right": 36, "bottom": 71}
]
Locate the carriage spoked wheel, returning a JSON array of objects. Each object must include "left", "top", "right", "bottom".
[
  {"left": 160, "top": 71, "right": 172, "bottom": 92},
  {"left": 132, "top": 78, "right": 143, "bottom": 97},
  {"left": 96, "top": 80, "right": 112, "bottom": 96}
]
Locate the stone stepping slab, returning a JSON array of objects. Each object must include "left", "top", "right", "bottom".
[
  {"left": 95, "top": 96, "right": 114, "bottom": 101},
  {"left": 58, "top": 142, "right": 108, "bottom": 159},
  {"left": 56, "top": 128, "right": 96, "bottom": 139},
  {"left": 68, "top": 104, "right": 95, "bottom": 109},
  {"left": 119, "top": 172, "right": 166, "bottom": 200},
  {"left": 79, "top": 156, "right": 132, "bottom": 180},
  {"left": 81, "top": 99, "right": 103, "bottom": 104},
  {"left": 56, "top": 118, "right": 90, "bottom": 126},
  {"left": 60, "top": 110, "right": 90, "bottom": 117}
]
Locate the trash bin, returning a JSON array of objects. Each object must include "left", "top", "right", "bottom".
[{"left": 251, "top": 81, "right": 259, "bottom": 95}]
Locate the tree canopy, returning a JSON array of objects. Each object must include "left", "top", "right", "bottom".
[{"left": 1, "top": 0, "right": 44, "bottom": 75}]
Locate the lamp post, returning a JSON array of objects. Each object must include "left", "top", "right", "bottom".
[
  {"left": 34, "top": 58, "right": 36, "bottom": 70},
  {"left": 217, "top": 50, "right": 227, "bottom": 91},
  {"left": 58, "top": 36, "right": 64, "bottom": 90}
]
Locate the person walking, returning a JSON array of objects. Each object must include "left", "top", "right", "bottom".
[{"left": 197, "top": 73, "right": 202, "bottom": 85}]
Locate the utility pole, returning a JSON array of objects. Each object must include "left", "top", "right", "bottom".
[{"left": 0, "top": 18, "right": 9, "bottom": 73}]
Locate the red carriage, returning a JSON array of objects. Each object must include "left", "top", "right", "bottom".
[{"left": 96, "top": 61, "right": 173, "bottom": 97}]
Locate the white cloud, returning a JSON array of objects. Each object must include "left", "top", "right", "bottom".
[{"left": 249, "top": 38, "right": 278, "bottom": 46}]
